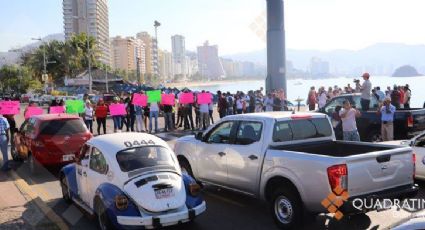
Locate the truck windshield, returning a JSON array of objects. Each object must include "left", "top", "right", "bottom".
[
  {"left": 273, "top": 118, "right": 332, "bottom": 142},
  {"left": 116, "top": 146, "right": 175, "bottom": 172}
]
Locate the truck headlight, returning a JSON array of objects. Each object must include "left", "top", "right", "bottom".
[
  {"left": 189, "top": 183, "right": 201, "bottom": 197},
  {"left": 115, "top": 195, "right": 128, "bottom": 210}
]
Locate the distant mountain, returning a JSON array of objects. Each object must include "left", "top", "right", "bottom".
[
  {"left": 224, "top": 43, "right": 425, "bottom": 76},
  {"left": 0, "top": 33, "right": 64, "bottom": 66}
]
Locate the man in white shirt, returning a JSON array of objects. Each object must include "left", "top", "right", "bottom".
[
  {"left": 360, "top": 72, "right": 372, "bottom": 111},
  {"left": 264, "top": 93, "right": 274, "bottom": 112},
  {"left": 339, "top": 100, "right": 361, "bottom": 141}
]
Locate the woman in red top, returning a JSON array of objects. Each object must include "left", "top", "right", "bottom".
[{"left": 95, "top": 99, "right": 108, "bottom": 135}]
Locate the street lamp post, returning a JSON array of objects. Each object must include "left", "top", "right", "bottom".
[
  {"left": 31, "top": 37, "right": 56, "bottom": 94},
  {"left": 154, "top": 20, "right": 161, "bottom": 81}
]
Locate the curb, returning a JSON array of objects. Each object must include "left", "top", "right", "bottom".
[{"left": 9, "top": 170, "right": 69, "bottom": 230}]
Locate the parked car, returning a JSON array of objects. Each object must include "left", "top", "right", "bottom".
[
  {"left": 12, "top": 114, "right": 92, "bottom": 173},
  {"left": 103, "top": 93, "right": 116, "bottom": 105},
  {"left": 383, "top": 130, "right": 425, "bottom": 180},
  {"left": 319, "top": 93, "right": 425, "bottom": 141},
  {"left": 59, "top": 133, "right": 206, "bottom": 230},
  {"left": 174, "top": 112, "right": 418, "bottom": 229}
]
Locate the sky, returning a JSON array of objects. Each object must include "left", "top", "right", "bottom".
[{"left": 1, "top": 0, "right": 425, "bottom": 55}]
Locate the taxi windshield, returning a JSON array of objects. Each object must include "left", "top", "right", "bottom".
[{"left": 116, "top": 146, "right": 175, "bottom": 172}]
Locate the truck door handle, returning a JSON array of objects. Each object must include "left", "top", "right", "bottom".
[
  {"left": 248, "top": 155, "right": 258, "bottom": 160},
  {"left": 218, "top": 152, "right": 226, "bottom": 157},
  {"left": 82, "top": 172, "right": 87, "bottom": 177}
]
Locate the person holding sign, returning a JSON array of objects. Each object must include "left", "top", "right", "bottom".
[
  {"left": 0, "top": 114, "right": 10, "bottom": 171},
  {"left": 199, "top": 91, "right": 210, "bottom": 130},
  {"left": 149, "top": 101, "right": 159, "bottom": 133},
  {"left": 111, "top": 97, "right": 122, "bottom": 132},
  {"left": 95, "top": 99, "right": 108, "bottom": 135},
  {"left": 84, "top": 101, "right": 94, "bottom": 133}
]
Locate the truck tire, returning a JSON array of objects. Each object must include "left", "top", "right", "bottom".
[{"left": 270, "top": 187, "right": 302, "bottom": 229}]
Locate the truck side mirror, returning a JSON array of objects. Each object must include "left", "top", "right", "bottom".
[{"left": 195, "top": 132, "right": 203, "bottom": 141}]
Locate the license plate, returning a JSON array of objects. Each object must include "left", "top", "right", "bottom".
[
  {"left": 155, "top": 188, "right": 174, "bottom": 199},
  {"left": 62, "top": 154, "right": 74, "bottom": 162}
]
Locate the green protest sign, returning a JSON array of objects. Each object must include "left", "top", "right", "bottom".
[
  {"left": 66, "top": 100, "right": 85, "bottom": 114},
  {"left": 146, "top": 90, "right": 161, "bottom": 103}
]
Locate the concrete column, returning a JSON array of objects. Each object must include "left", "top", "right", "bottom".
[{"left": 266, "top": 0, "right": 286, "bottom": 94}]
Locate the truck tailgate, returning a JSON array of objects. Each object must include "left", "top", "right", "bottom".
[{"left": 346, "top": 147, "right": 413, "bottom": 197}]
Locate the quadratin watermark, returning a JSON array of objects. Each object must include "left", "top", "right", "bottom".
[{"left": 322, "top": 186, "right": 424, "bottom": 220}]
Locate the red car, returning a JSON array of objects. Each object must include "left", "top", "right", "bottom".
[{"left": 12, "top": 114, "right": 92, "bottom": 173}]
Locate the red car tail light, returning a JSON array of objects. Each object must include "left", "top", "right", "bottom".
[{"left": 327, "top": 164, "right": 348, "bottom": 193}]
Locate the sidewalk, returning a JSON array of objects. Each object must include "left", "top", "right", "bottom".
[{"left": 0, "top": 170, "right": 58, "bottom": 229}]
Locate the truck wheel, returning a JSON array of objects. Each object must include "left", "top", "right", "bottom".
[
  {"left": 270, "top": 187, "right": 302, "bottom": 229},
  {"left": 95, "top": 199, "right": 114, "bottom": 230},
  {"left": 60, "top": 175, "right": 72, "bottom": 204}
]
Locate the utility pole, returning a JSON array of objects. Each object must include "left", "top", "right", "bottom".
[
  {"left": 266, "top": 0, "right": 287, "bottom": 94},
  {"left": 86, "top": 0, "right": 92, "bottom": 94},
  {"left": 31, "top": 38, "right": 56, "bottom": 94},
  {"left": 105, "top": 67, "right": 109, "bottom": 93},
  {"left": 154, "top": 20, "right": 161, "bottom": 82}
]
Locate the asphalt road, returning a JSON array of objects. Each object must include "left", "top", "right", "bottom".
[{"left": 6, "top": 104, "right": 425, "bottom": 230}]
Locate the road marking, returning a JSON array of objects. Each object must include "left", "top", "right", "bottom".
[
  {"left": 9, "top": 170, "right": 69, "bottom": 230},
  {"left": 204, "top": 191, "right": 246, "bottom": 208}
]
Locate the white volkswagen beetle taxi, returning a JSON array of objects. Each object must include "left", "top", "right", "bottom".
[{"left": 59, "top": 132, "right": 206, "bottom": 229}]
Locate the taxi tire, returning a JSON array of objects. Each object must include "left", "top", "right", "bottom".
[
  {"left": 60, "top": 175, "right": 72, "bottom": 204},
  {"left": 95, "top": 199, "right": 114, "bottom": 230},
  {"left": 270, "top": 187, "right": 302, "bottom": 230}
]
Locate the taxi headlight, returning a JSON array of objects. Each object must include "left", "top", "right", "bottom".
[
  {"left": 189, "top": 183, "right": 201, "bottom": 197},
  {"left": 115, "top": 195, "right": 129, "bottom": 210}
]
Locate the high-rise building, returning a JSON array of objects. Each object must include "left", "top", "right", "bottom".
[
  {"left": 197, "top": 41, "right": 225, "bottom": 80},
  {"left": 171, "top": 35, "right": 186, "bottom": 76},
  {"left": 310, "top": 57, "right": 330, "bottom": 78},
  {"left": 110, "top": 36, "right": 146, "bottom": 78},
  {"left": 159, "top": 50, "right": 174, "bottom": 81},
  {"left": 63, "top": 0, "right": 110, "bottom": 65},
  {"left": 136, "top": 32, "right": 155, "bottom": 76}
]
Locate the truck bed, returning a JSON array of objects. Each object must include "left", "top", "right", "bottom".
[{"left": 271, "top": 141, "right": 395, "bottom": 157}]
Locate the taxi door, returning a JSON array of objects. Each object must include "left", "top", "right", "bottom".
[
  {"left": 83, "top": 147, "right": 109, "bottom": 209},
  {"left": 76, "top": 144, "right": 91, "bottom": 202}
]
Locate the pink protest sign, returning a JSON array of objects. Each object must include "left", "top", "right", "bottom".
[
  {"left": 49, "top": 106, "right": 65, "bottom": 114},
  {"left": 197, "top": 93, "right": 212, "bottom": 104},
  {"left": 161, "top": 94, "right": 175, "bottom": 105},
  {"left": 0, "top": 101, "right": 20, "bottom": 115},
  {"left": 132, "top": 93, "right": 148, "bottom": 107},
  {"left": 25, "top": 107, "right": 43, "bottom": 119},
  {"left": 179, "top": 93, "right": 194, "bottom": 104},
  {"left": 109, "top": 104, "right": 126, "bottom": 116}
]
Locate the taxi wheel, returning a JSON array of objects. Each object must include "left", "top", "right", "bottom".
[
  {"left": 270, "top": 187, "right": 302, "bottom": 229},
  {"left": 60, "top": 175, "right": 72, "bottom": 204},
  {"left": 95, "top": 199, "right": 114, "bottom": 230}
]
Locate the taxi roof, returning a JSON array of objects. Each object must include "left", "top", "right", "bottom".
[{"left": 87, "top": 132, "right": 169, "bottom": 156}]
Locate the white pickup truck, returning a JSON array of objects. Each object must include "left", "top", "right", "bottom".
[{"left": 174, "top": 112, "right": 418, "bottom": 229}]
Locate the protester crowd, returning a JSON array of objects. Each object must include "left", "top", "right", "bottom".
[
  {"left": 308, "top": 73, "right": 412, "bottom": 142},
  {"left": 66, "top": 87, "right": 293, "bottom": 136}
]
